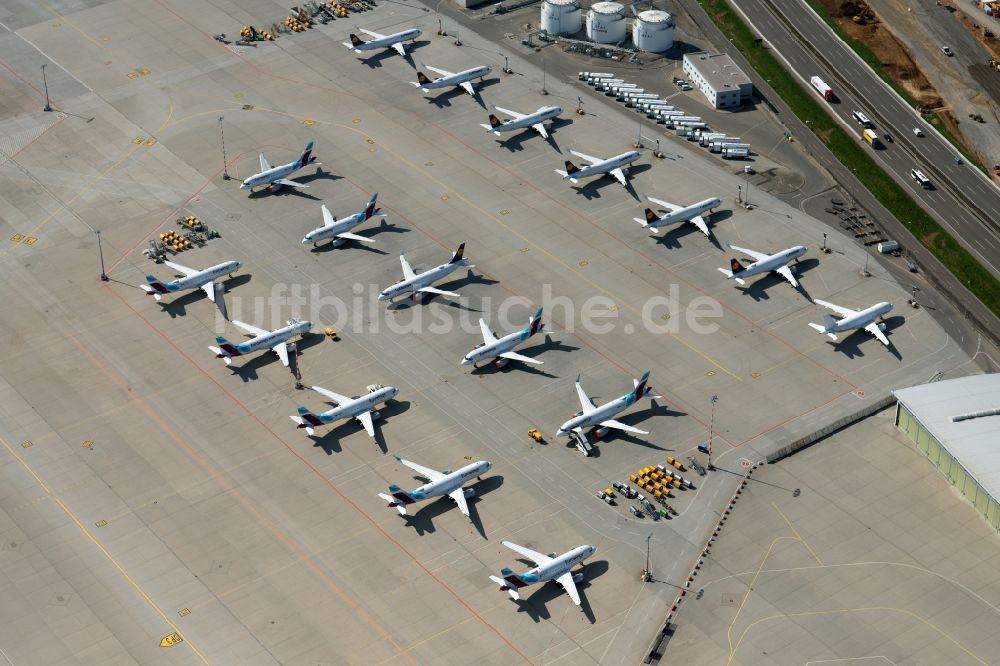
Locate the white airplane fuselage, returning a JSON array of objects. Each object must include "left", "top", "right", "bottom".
[
  {"left": 378, "top": 260, "right": 468, "bottom": 300},
  {"left": 241, "top": 162, "right": 300, "bottom": 190},
  {"left": 462, "top": 327, "right": 537, "bottom": 366},
  {"left": 558, "top": 392, "right": 638, "bottom": 436},
  {"left": 420, "top": 65, "right": 491, "bottom": 90},
  {"left": 236, "top": 320, "right": 312, "bottom": 355},
  {"left": 736, "top": 245, "right": 808, "bottom": 279},
  {"left": 648, "top": 197, "right": 721, "bottom": 231},
  {"left": 517, "top": 545, "right": 596, "bottom": 585},
  {"left": 314, "top": 386, "right": 399, "bottom": 424},
  {"left": 165, "top": 261, "right": 240, "bottom": 293},
  {"left": 491, "top": 106, "right": 562, "bottom": 134},
  {"left": 827, "top": 302, "right": 892, "bottom": 333},
  {"left": 406, "top": 460, "right": 492, "bottom": 501},
  {"left": 568, "top": 150, "right": 640, "bottom": 180},
  {"left": 351, "top": 28, "right": 421, "bottom": 52}
]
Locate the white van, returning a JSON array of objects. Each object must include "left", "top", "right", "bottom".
[{"left": 852, "top": 110, "right": 874, "bottom": 128}]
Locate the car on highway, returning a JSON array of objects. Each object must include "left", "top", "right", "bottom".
[
  {"left": 941, "top": 46, "right": 953, "bottom": 56},
  {"left": 912, "top": 127, "right": 924, "bottom": 137},
  {"left": 884, "top": 132, "right": 893, "bottom": 143}
]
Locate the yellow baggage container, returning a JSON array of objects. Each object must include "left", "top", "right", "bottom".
[
  {"left": 653, "top": 489, "right": 663, "bottom": 499},
  {"left": 629, "top": 473, "right": 639, "bottom": 483}
]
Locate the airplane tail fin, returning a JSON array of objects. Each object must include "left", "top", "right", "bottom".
[
  {"left": 349, "top": 33, "right": 365, "bottom": 46},
  {"left": 449, "top": 242, "right": 467, "bottom": 264},
  {"left": 632, "top": 370, "right": 655, "bottom": 400},
  {"left": 490, "top": 568, "right": 525, "bottom": 599},
  {"left": 527, "top": 307, "right": 544, "bottom": 336},
  {"left": 209, "top": 336, "right": 241, "bottom": 365},
  {"left": 141, "top": 275, "right": 170, "bottom": 300},
  {"left": 416, "top": 71, "right": 431, "bottom": 85},
  {"left": 564, "top": 160, "right": 580, "bottom": 175},
  {"left": 364, "top": 192, "right": 382, "bottom": 219},
  {"left": 296, "top": 141, "right": 315, "bottom": 168},
  {"left": 729, "top": 258, "right": 746, "bottom": 274},
  {"left": 379, "top": 484, "right": 415, "bottom": 515},
  {"left": 488, "top": 114, "right": 502, "bottom": 129},
  {"left": 290, "top": 406, "right": 325, "bottom": 436}
]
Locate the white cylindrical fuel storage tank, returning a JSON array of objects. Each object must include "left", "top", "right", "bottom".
[
  {"left": 632, "top": 10, "right": 674, "bottom": 52},
  {"left": 541, "top": 0, "right": 582, "bottom": 36},
  {"left": 587, "top": 2, "right": 627, "bottom": 44}
]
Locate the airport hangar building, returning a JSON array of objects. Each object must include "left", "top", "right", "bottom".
[{"left": 894, "top": 374, "right": 1000, "bottom": 532}]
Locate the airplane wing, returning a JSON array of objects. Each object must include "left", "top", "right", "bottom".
[
  {"left": 163, "top": 260, "right": 199, "bottom": 278},
  {"left": 358, "top": 27, "right": 386, "bottom": 39},
  {"left": 273, "top": 343, "right": 290, "bottom": 367},
  {"left": 774, "top": 265, "right": 800, "bottom": 288},
  {"left": 690, "top": 215, "right": 710, "bottom": 236},
  {"left": 448, "top": 488, "right": 471, "bottom": 517},
  {"left": 575, "top": 377, "right": 596, "bottom": 413},
  {"left": 356, "top": 410, "right": 375, "bottom": 438},
  {"left": 391, "top": 42, "right": 406, "bottom": 57},
  {"left": 201, "top": 282, "right": 218, "bottom": 303},
  {"left": 609, "top": 168, "right": 628, "bottom": 187},
  {"left": 494, "top": 106, "right": 526, "bottom": 120},
  {"left": 728, "top": 244, "right": 770, "bottom": 262},
  {"left": 499, "top": 351, "right": 542, "bottom": 365},
  {"left": 599, "top": 418, "right": 649, "bottom": 435},
  {"left": 336, "top": 232, "right": 375, "bottom": 244},
  {"left": 645, "top": 196, "right": 680, "bottom": 214},
  {"left": 321, "top": 205, "right": 337, "bottom": 227},
  {"left": 479, "top": 319, "right": 499, "bottom": 344},
  {"left": 555, "top": 572, "right": 582, "bottom": 607},
  {"left": 259, "top": 153, "right": 271, "bottom": 172},
  {"left": 396, "top": 457, "right": 447, "bottom": 482},
  {"left": 425, "top": 64, "right": 455, "bottom": 77},
  {"left": 459, "top": 81, "right": 475, "bottom": 97},
  {"left": 865, "top": 322, "right": 891, "bottom": 346},
  {"left": 814, "top": 299, "right": 856, "bottom": 318},
  {"left": 399, "top": 255, "right": 417, "bottom": 281},
  {"left": 312, "top": 385, "right": 352, "bottom": 406},
  {"left": 502, "top": 540, "right": 553, "bottom": 566},
  {"left": 569, "top": 150, "right": 602, "bottom": 165},
  {"left": 532, "top": 123, "right": 549, "bottom": 139},
  {"left": 231, "top": 320, "right": 269, "bottom": 337},
  {"left": 417, "top": 286, "right": 460, "bottom": 297},
  {"left": 275, "top": 178, "right": 307, "bottom": 188}
]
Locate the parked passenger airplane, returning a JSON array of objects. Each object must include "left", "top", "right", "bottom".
[
  {"left": 717, "top": 244, "right": 808, "bottom": 288},
  {"left": 239, "top": 142, "right": 318, "bottom": 192},
  {"left": 302, "top": 192, "right": 385, "bottom": 246},
  {"left": 635, "top": 196, "right": 721, "bottom": 236},
  {"left": 209, "top": 319, "right": 312, "bottom": 367},
  {"left": 379, "top": 457, "right": 492, "bottom": 518},
  {"left": 490, "top": 541, "right": 596, "bottom": 608},
  {"left": 411, "top": 64, "right": 491, "bottom": 97},
  {"left": 343, "top": 26, "right": 421, "bottom": 57},
  {"left": 556, "top": 371, "right": 660, "bottom": 438},
  {"left": 462, "top": 308, "right": 544, "bottom": 368},
  {"left": 378, "top": 243, "right": 473, "bottom": 302},
  {"left": 291, "top": 384, "right": 399, "bottom": 438},
  {"left": 481, "top": 105, "right": 563, "bottom": 139},
  {"left": 809, "top": 299, "right": 893, "bottom": 346},
  {"left": 555, "top": 149, "right": 641, "bottom": 186},
  {"left": 142, "top": 260, "right": 241, "bottom": 304}
]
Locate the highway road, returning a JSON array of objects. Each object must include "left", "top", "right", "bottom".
[{"left": 735, "top": 0, "right": 1000, "bottom": 278}]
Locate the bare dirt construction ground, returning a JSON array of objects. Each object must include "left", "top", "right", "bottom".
[{"left": 817, "top": 0, "right": 971, "bottom": 152}]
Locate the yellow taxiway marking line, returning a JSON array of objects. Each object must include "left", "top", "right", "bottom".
[
  {"left": 0, "top": 435, "right": 210, "bottom": 664},
  {"left": 773, "top": 501, "right": 823, "bottom": 565}
]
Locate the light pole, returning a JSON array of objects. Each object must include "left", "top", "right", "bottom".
[
  {"left": 541, "top": 57, "right": 548, "bottom": 95},
  {"left": 96, "top": 230, "right": 108, "bottom": 281},
  {"left": 643, "top": 533, "right": 653, "bottom": 582},
  {"left": 219, "top": 116, "right": 231, "bottom": 180},
  {"left": 708, "top": 394, "right": 717, "bottom": 470},
  {"left": 41, "top": 64, "right": 52, "bottom": 112}
]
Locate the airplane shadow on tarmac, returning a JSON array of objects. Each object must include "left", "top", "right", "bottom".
[
  {"left": 731, "top": 257, "right": 819, "bottom": 302},
  {"left": 424, "top": 78, "right": 499, "bottom": 110},
  {"left": 157, "top": 273, "right": 253, "bottom": 319},
  {"left": 307, "top": 398, "right": 412, "bottom": 456},
  {"left": 510, "top": 559, "right": 608, "bottom": 624},
  {"left": 399, "top": 474, "right": 503, "bottom": 539},
  {"left": 359, "top": 41, "right": 428, "bottom": 70},
  {"left": 494, "top": 116, "right": 574, "bottom": 154},
  {"left": 649, "top": 210, "right": 731, "bottom": 252},
  {"left": 825, "top": 314, "right": 905, "bottom": 361}
]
